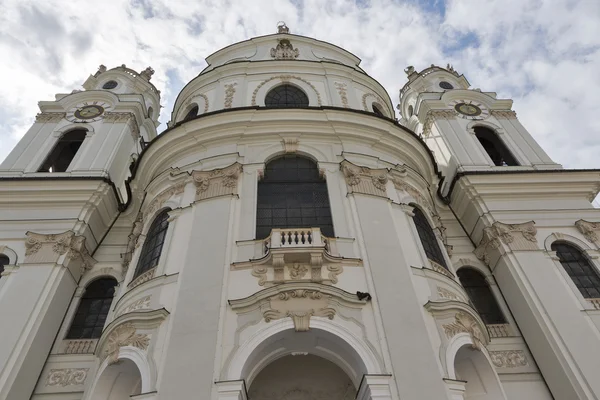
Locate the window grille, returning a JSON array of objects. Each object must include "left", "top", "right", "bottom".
[
  {"left": 265, "top": 85, "right": 309, "bottom": 108},
  {"left": 412, "top": 207, "right": 448, "bottom": 269},
  {"left": 133, "top": 209, "right": 171, "bottom": 278},
  {"left": 256, "top": 155, "right": 333, "bottom": 239},
  {"left": 38, "top": 130, "right": 87, "bottom": 172},
  {"left": 552, "top": 242, "right": 600, "bottom": 299},
  {"left": 66, "top": 278, "right": 117, "bottom": 339},
  {"left": 457, "top": 268, "right": 506, "bottom": 324},
  {"left": 474, "top": 127, "right": 519, "bottom": 166}
]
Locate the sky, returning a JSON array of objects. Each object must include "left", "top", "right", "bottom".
[{"left": 0, "top": 0, "right": 599, "bottom": 200}]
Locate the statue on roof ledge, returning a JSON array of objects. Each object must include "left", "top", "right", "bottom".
[
  {"left": 277, "top": 21, "right": 290, "bottom": 34},
  {"left": 140, "top": 66, "right": 155, "bottom": 81}
]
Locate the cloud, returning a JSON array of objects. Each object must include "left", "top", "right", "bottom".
[{"left": 0, "top": 0, "right": 598, "bottom": 206}]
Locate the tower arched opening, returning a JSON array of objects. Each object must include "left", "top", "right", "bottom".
[
  {"left": 38, "top": 129, "right": 87, "bottom": 172},
  {"left": 474, "top": 127, "right": 519, "bottom": 166}
]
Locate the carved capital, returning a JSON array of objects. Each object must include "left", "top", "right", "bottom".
[
  {"left": 489, "top": 350, "right": 528, "bottom": 368},
  {"left": 474, "top": 221, "right": 537, "bottom": 265},
  {"left": 490, "top": 110, "right": 518, "bottom": 119},
  {"left": 45, "top": 368, "right": 89, "bottom": 387},
  {"left": 35, "top": 112, "right": 65, "bottom": 123},
  {"left": 341, "top": 160, "right": 389, "bottom": 198},
  {"left": 24, "top": 231, "right": 96, "bottom": 272},
  {"left": 575, "top": 219, "right": 600, "bottom": 244},
  {"left": 422, "top": 110, "right": 457, "bottom": 137},
  {"left": 192, "top": 162, "right": 243, "bottom": 201},
  {"left": 270, "top": 39, "right": 299, "bottom": 59}
]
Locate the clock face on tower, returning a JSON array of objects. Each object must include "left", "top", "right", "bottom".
[
  {"left": 66, "top": 101, "right": 111, "bottom": 122},
  {"left": 449, "top": 100, "right": 489, "bottom": 120}
]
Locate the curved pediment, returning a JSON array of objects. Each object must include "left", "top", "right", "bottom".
[{"left": 424, "top": 300, "right": 490, "bottom": 349}]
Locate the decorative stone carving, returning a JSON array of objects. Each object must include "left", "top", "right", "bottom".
[
  {"left": 196, "top": 93, "right": 210, "bottom": 113},
  {"left": 361, "top": 93, "right": 386, "bottom": 112},
  {"left": 404, "top": 66, "right": 415, "bottom": 76},
  {"left": 229, "top": 283, "right": 366, "bottom": 332},
  {"left": 24, "top": 231, "right": 96, "bottom": 272},
  {"left": 489, "top": 350, "right": 528, "bottom": 368},
  {"left": 474, "top": 221, "right": 537, "bottom": 265},
  {"left": 422, "top": 110, "right": 457, "bottom": 137},
  {"left": 104, "top": 322, "right": 150, "bottom": 364},
  {"left": 282, "top": 138, "right": 299, "bottom": 153},
  {"left": 575, "top": 219, "right": 600, "bottom": 244},
  {"left": 128, "top": 267, "right": 156, "bottom": 289},
  {"left": 191, "top": 162, "right": 243, "bottom": 201},
  {"left": 252, "top": 75, "right": 321, "bottom": 106},
  {"left": 121, "top": 213, "right": 144, "bottom": 275},
  {"left": 437, "top": 287, "right": 460, "bottom": 301},
  {"left": 139, "top": 66, "right": 154, "bottom": 81},
  {"left": 270, "top": 39, "right": 299, "bottom": 60},
  {"left": 290, "top": 263, "right": 308, "bottom": 279},
  {"left": 35, "top": 112, "right": 65, "bottom": 123},
  {"left": 119, "top": 296, "right": 152, "bottom": 316},
  {"left": 224, "top": 83, "right": 237, "bottom": 109},
  {"left": 341, "top": 160, "right": 389, "bottom": 198},
  {"left": 446, "top": 64, "right": 460, "bottom": 77},
  {"left": 490, "top": 110, "right": 517, "bottom": 119},
  {"left": 277, "top": 22, "right": 290, "bottom": 34},
  {"left": 144, "top": 182, "right": 186, "bottom": 219},
  {"left": 104, "top": 112, "right": 140, "bottom": 139},
  {"left": 334, "top": 82, "right": 349, "bottom": 108},
  {"left": 443, "top": 312, "right": 486, "bottom": 349},
  {"left": 45, "top": 368, "right": 89, "bottom": 387}
]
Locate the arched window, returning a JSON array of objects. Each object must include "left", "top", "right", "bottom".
[
  {"left": 183, "top": 105, "right": 199, "bottom": 121},
  {"left": 412, "top": 206, "right": 448, "bottom": 269},
  {"left": 256, "top": 155, "right": 333, "bottom": 239},
  {"left": 148, "top": 106, "right": 154, "bottom": 119},
  {"left": 0, "top": 253, "right": 9, "bottom": 278},
  {"left": 66, "top": 278, "right": 117, "bottom": 339},
  {"left": 457, "top": 268, "right": 506, "bottom": 324},
  {"left": 372, "top": 104, "right": 384, "bottom": 117},
  {"left": 474, "top": 127, "right": 519, "bottom": 166},
  {"left": 133, "top": 209, "right": 171, "bottom": 278},
  {"left": 38, "top": 130, "right": 87, "bottom": 172},
  {"left": 552, "top": 242, "right": 600, "bottom": 299},
  {"left": 265, "top": 85, "right": 309, "bottom": 108},
  {"left": 408, "top": 105, "right": 414, "bottom": 117}
]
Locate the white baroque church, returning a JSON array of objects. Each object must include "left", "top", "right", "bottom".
[{"left": 1, "top": 23, "right": 600, "bottom": 400}]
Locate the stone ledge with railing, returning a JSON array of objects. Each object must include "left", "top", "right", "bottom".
[
  {"left": 588, "top": 298, "right": 600, "bottom": 310},
  {"left": 59, "top": 339, "right": 98, "bottom": 354},
  {"left": 264, "top": 228, "right": 334, "bottom": 255},
  {"left": 487, "top": 323, "right": 512, "bottom": 338}
]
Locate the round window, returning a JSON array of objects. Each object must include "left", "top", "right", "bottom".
[
  {"left": 408, "top": 105, "right": 414, "bottom": 117},
  {"left": 102, "top": 80, "right": 118, "bottom": 89},
  {"left": 439, "top": 81, "right": 454, "bottom": 90}
]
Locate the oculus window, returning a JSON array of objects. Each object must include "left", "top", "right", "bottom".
[
  {"left": 265, "top": 85, "right": 309, "bottom": 108},
  {"left": 256, "top": 155, "right": 333, "bottom": 239},
  {"left": 133, "top": 209, "right": 171, "bottom": 279},
  {"left": 66, "top": 278, "right": 117, "bottom": 339},
  {"left": 552, "top": 242, "right": 600, "bottom": 299},
  {"left": 457, "top": 268, "right": 506, "bottom": 324}
]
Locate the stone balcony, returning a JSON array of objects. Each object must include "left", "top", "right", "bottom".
[{"left": 264, "top": 228, "right": 335, "bottom": 255}]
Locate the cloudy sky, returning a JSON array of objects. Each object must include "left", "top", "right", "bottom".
[{"left": 1, "top": 0, "right": 599, "bottom": 187}]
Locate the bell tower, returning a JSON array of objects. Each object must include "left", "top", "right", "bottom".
[
  {"left": 399, "top": 65, "right": 561, "bottom": 193},
  {"left": 0, "top": 64, "right": 161, "bottom": 202}
]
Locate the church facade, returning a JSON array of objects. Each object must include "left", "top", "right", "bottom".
[{"left": 1, "top": 25, "right": 600, "bottom": 400}]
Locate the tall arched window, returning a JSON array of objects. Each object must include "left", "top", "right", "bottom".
[
  {"left": 474, "top": 127, "right": 519, "bottom": 166},
  {"left": 133, "top": 209, "right": 171, "bottom": 279},
  {"left": 412, "top": 206, "right": 448, "bottom": 269},
  {"left": 0, "top": 253, "right": 9, "bottom": 278},
  {"left": 66, "top": 278, "right": 117, "bottom": 339},
  {"left": 256, "top": 155, "right": 333, "bottom": 239},
  {"left": 265, "top": 85, "right": 309, "bottom": 108},
  {"left": 552, "top": 242, "right": 600, "bottom": 299},
  {"left": 38, "top": 129, "right": 87, "bottom": 172},
  {"left": 457, "top": 268, "right": 506, "bottom": 324},
  {"left": 183, "top": 105, "right": 199, "bottom": 121}
]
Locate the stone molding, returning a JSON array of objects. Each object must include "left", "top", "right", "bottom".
[
  {"left": 334, "top": 82, "right": 349, "bottom": 108},
  {"left": 229, "top": 282, "right": 366, "bottom": 332},
  {"left": 282, "top": 137, "right": 299, "bottom": 153},
  {"left": 104, "top": 111, "right": 140, "bottom": 139},
  {"left": 361, "top": 92, "right": 386, "bottom": 112},
  {"left": 437, "top": 286, "right": 461, "bottom": 301},
  {"left": 474, "top": 221, "right": 537, "bottom": 265},
  {"left": 183, "top": 93, "right": 210, "bottom": 114},
  {"left": 121, "top": 213, "right": 144, "bottom": 275},
  {"left": 425, "top": 300, "right": 490, "bottom": 349},
  {"left": 490, "top": 110, "right": 517, "bottom": 119},
  {"left": 224, "top": 83, "right": 237, "bottom": 109},
  {"left": 575, "top": 219, "right": 600, "bottom": 245},
  {"left": 443, "top": 312, "right": 486, "bottom": 349},
  {"left": 251, "top": 75, "right": 322, "bottom": 106},
  {"left": 45, "top": 368, "right": 89, "bottom": 387},
  {"left": 422, "top": 110, "right": 456, "bottom": 137},
  {"left": 24, "top": 231, "right": 96, "bottom": 272},
  {"left": 270, "top": 39, "right": 299, "bottom": 59},
  {"left": 341, "top": 160, "right": 389, "bottom": 198},
  {"left": 96, "top": 309, "right": 168, "bottom": 365},
  {"left": 35, "top": 112, "right": 65, "bottom": 123},
  {"left": 128, "top": 267, "right": 156, "bottom": 289},
  {"left": 192, "top": 162, "right": 243, "bottom": 201},
  {"left": 143, "top": 182, "right": 187, "bottom": 220},
  {"left": 118, "top": 295, "right": 152, "bottom": 316},
  {"left": 489, "top": 350, "right": 528, "bottom": 368}
]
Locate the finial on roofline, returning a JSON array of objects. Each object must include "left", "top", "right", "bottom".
[{"left": 277, "top": 21, "right": 290, "bottom": 34}]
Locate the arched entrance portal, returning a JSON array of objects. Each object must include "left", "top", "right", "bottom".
[
  {"left": 454, "top": 345, "right": 506, "bottom": 400},
  {"left": 90, "top": 359, "right": 142, "bottom": 400},
  {"left": 249, "top": 354, "right": 355, "bottom": 400}
]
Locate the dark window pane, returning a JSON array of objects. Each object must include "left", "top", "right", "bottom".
[
  {"left": 265, "top": 85, "right": 309, "bottom": 108},
  {"left": 0, "top": 254, "right": 9, "bottom": 278},
  {"left": 184, "top": 105, "right": 199, "bottom": 121},
  {"left": 474, "top": 127, "right": 519, "bottom": 166},
  {"left": 66, "top": 278, "right": 117, "bottom": 340},
  {"left": 412, "top": 207, "right": 448, "bottom": 269},
  {"left": 457, "top": 268, "right": 506, "bottom": 324},
  {"left": 552, "top": 242, "right": 600, "bottom": 299},
  {"left": 38, "top": 130, "right": 87, "bottom": 172},
  {"left": 133, "top": 209, "right": 171, "bottom": 278},
  {"left": 256, "top": 155, "right": 333, "bottom": 239}
]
